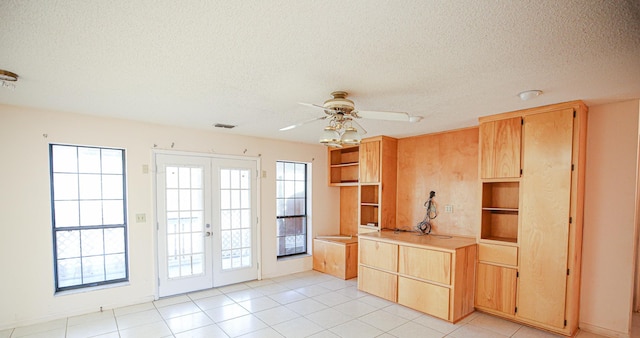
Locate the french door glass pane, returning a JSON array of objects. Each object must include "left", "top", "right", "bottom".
[
  {"left": 220, "top": 169, "right": 252, "bottom": 270},
  {"left": 165, "top": 166, "right": 205, "bottom": 279}
]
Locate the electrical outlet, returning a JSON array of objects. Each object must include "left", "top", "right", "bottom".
[
  {"left": 444, "top": 205, "right": 454, "bottom": 213},
  {"left": 135, "top": 213, "right": 146, "bottom": 223}
]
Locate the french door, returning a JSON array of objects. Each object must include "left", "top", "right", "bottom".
[{"left": 156, "top": 153, "right": 259, "bottom": 297}]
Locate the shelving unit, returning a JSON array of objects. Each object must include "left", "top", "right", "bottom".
[
  {"left": 480, "top": 181, "right": 519, "bottom": 243},
  {"left": 357, "top": 136, "right": 397, "bottom": 233},
  {"left": 360, "top": 184, "right": 379, "bottom": 228},
  {"left": 329, "top": 146, "right": 359, "bottom": 186}
]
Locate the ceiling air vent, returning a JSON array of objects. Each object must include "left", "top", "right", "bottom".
[{"left": 214, "top": 123, "right": 236, "bottom": 129}]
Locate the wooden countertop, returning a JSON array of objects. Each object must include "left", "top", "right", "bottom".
[
  {"left": 359, "top": 230, "right": 476, "bottom": 252},
  {"left": 314, "top": 236, "right": 358, "bottom": 245}
]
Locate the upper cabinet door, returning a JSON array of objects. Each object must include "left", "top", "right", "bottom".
[
  {"left": 479, "top": 117, "right": 522, "bottom": 179},
  {"left": 359, "top": 140, "right": 381, "bottom": 183}
]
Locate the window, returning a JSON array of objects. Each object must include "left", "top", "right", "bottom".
[
  {"left": 276, "top": 161, "right": 308, "bottom": 257},
  {"left": 50, "top": 144, "right": 128, "bottom": 291}
]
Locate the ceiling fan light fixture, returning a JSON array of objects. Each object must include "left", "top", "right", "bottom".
[
  {"left": 341, "top": 127, "right": 361, "bottom": 145},
  {"left": 0, "top": 69, "right": 18, "bottom": 82},
  {"left": 319, "top": 125, "right": 340, "bottom": 145},
  {"left": 518, "top": 90, "right": 543, "bottom": 101}
]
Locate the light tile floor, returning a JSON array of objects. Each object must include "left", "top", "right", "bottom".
[{"left": 0, "top": 270, "right": 621, "bottom": 337}]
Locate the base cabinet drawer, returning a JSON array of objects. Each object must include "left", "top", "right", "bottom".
[
  {"left": 359, "top": 239, "right": 398, "bottom": 271},
  {"left": 399, "top": 246, "right": 451, "bottom": 284},
  {"left": 397, "top": 276, "right": 450, "bottom": 320},
  {"left": 358, "top": 266, "right": 397, "bottom": 302},
  {"left": 478, "top": 243, "right": 518, "bottom": 266}
]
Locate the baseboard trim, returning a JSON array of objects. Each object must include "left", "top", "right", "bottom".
[
  {"left": 0, "top": 295, "right": 155, "bottom": 331},
  {"left": 579, "top": 321, "right": 630, "bottom": 338}
]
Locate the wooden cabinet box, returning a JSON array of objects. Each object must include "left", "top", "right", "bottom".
[
  {"left": 476, "top": 101, "right": 588, "bottom": 336},
  {"left": 313, "top": 237, "right": 358, "bottom": 279},
  {"left": 358, "top": 233, "right": 476, "bottom": 323}
]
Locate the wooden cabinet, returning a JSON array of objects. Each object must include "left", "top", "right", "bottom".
[
  {"left": 313, "top": 237, "right": 358, "bottom": 280},
  {"left": 328, "top": 146, "right": 359, "bottom": 186},
  {"left": 475, "top": 101, "right": 587, "bottom": 336},
  {"left": 518, "top": 108, "right": 575, "bottom": 329},
  {"left": 358, "top": 233, "right": 476, "bottom": 323},
  {"left": 476, "top": 263, "right": 517, "bottom": 315},
  {"left": 358, "top": 136, "right": 397, "bottom": 233},
  {"left": 479, "top": 117, "right": 522, "bottom": 179}
]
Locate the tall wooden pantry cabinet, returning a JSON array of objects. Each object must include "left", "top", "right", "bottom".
[{"left": 475, "top": 101, "right": 587, "bottom": 336}]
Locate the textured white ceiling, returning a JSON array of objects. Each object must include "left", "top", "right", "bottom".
[{"left": 1, "top": 1, "right": 639, "bottom": 144}]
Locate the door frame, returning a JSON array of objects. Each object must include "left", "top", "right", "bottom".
[{"left": 152, "top": 150, "right": 262, "bottom": 299}]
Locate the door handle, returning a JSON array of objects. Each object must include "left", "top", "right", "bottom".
[{"left": 205, "top": 231, "right": 212, "bottom": 237}]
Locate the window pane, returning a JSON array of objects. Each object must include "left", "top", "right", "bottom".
[
  {"left": 295, "top": 163, "right": 305, "bottom": 180},
  {"left": 101, "top": 149, "right": 123, "bottom": 174},
  {"left": 276, "top": 162, "right": 284, "bottom": 180},
  {"left": 79, "top": 174, "right": 101, "bottom": 199},
  {"left": 104, "top": 228, "right": 124, "bottom": 254},
  {"left": 57, "top": 258, "right": 81, "bottom": 287},
  {"left": 57, "top": 231, "right": 80, "bottom": 259},
  {"left": 53, "top": 174, "right": 78, "bottom": 200},
  {"left": 81, "top": 229, "right": 104, "bottom": 256},
  {"left": 166, "top": 167, "right": 178, "bottom": 188},
  {"left": 103, "top": 200, "right": 124, "bottom": 225},
  {"left": 179, "top": 189, "right": 191, "bottom": 211},
  {"left": 284, "top": 163, "right": 295, "bottom": 180},
  {"left": 54, "top": 201, "right": 79, "bottom": 227},
  {"left": 191, "top": 168, "right": 203, "bottom": 188},
  {"left": 276, "top": 181, "right": 284, "bottom": 199},
  {"left": 166, "top": 189, "right": 179, "bottom": 211},
  {"left": 82, "top": 256, "right": 105, "bottom": 283},
  {"left": 179, "top": 167, "right": 191, "bottom": 188},
  {"left": 80, "top": 200, "right": 102, "bottom": 226},
  {"left": 192, "top": 211, "right": 203, "bottom": 232},
  {"left": 102, "top": 175, "right": 123, "bottom": 199},
  {"left": 230, "top": 170, "right": 240, "bottom": 189},
  {"left": 105, "top": 254, "right": 125, "bottom": 279},
  {"left": 78, "top": 147, "right": 101, "bottom": 173},
  {"left": 191, "top": 189, "right": 203, "bottom": 211},
  {"left": 220, "top": 170, "right": 230, "bottom": 189},
  {"left": 52, "top": 145, "right": 77, "bottom": 173},
  {"left": 240, "top": 170, "right": 249, "bottom": 190}
]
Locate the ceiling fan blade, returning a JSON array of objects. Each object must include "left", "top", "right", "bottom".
[
  {"left": 279, "top": 116, "right": 327, "bottom": 131},
  {"left": 355, "top": 110, "right": 411, "bottom": 122},
  {"left": 349, "top": 119, "right": 368, "bottom": 135},
  {"left": 299, "top": 102, "right": 337, "bottom": 112}
]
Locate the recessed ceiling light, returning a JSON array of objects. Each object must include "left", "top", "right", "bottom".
[
  {"left": 518, "top": 90, "right": 543, "bottom": 101},
  {"left": 0, "top": 69, "right": 18, "bottom": 82}
]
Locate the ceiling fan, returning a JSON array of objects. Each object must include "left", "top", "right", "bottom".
[{"left": 280, "top": 91, "right": 422, "bottom": 147}]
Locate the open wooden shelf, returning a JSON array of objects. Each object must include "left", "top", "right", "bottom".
[
  {"left": 329, "top": 146, "right": 360, "bottom": 186},
  {"left": 480, "top": 181, "right": 519, "bottom": 243}
]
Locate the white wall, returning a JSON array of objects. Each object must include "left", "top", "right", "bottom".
[
  {"left": 580, "top": 100, "right": 640, "bottom": 337},
  {"left": 0, "top": 104, "right": 340, "bottom": 329}
]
